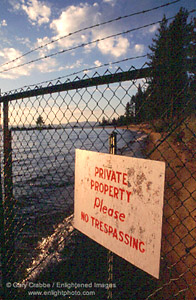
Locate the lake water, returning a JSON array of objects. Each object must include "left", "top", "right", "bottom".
[
  {"left": 0, "top": 126, "right": 147, "bottom": 284},
  {"left": 9, "top": 127, "right": 146, "bottom": 236}
]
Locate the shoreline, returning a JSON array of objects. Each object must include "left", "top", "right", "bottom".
[
  {"left": 138, "top": 123, "right": 196, "bottom": 295},
  {"left": 6, "top": 122, "right": 195, "bottom": 297}
]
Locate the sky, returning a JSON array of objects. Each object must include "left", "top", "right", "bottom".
[{"left": 0, "top": 0, "right": 195, "bottom": 94}]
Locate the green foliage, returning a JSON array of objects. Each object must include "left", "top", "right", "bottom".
[
  {"left": 147, "top": 8, "right": 195, "bottom": 119},
  {"left": 100, "top": 8, "right": 195, "bottom": 128},
  {"left": 134, "top": 84, "right": 148, "bottom": 122},
  {"left": 188, "top": 17, "right": 196, "bottom": 76}
]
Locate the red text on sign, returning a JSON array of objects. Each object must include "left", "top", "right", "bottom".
[
  {"left": 95, "top": 167, "right": 127, "bottom": 186},
  {"left": 90, "top": 180, "right": 132, "bottom": 203},
  {"left": 94, "top": 197, "right": 125, "bottom": 222},
  {"left": 81, "top": 211, "right": 89, "bottom": 222},
  {"left": 90, "top": 215, "right": 145, "bottom": 253}
]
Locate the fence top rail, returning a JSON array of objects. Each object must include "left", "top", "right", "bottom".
[{"left": 0, "top": 67, "right": 151, "bottom": 103}]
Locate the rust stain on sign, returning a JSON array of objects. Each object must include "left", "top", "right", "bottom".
[{"left": 74, "top": 149, "right": 165, "bottom": 279}]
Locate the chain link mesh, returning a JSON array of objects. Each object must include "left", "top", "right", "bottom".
[{"left": 0, "top": 66, "right": 195, "bottom": 299}]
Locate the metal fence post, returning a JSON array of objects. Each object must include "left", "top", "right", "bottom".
[
  {"left": 0, "top": 98, "right": 7, "bottom": 299},
  {"left": 3, "top": 101, "right": 15, "bottom": 288},
  {"left": 109, "top": 131, "right": 117, "bottom": 155},
  {"left": 0, "top": 188, "right": 6, "bottom": 299},
  {"left": 107, "top": 131, "right": 117, "bottom": 299}
]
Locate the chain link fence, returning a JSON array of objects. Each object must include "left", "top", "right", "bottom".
[{"left": 0, "top": 65, "right": 195, "bottom": 299}]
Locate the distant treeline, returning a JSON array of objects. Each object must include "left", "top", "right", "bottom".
[{"left": 11, "top": 125, "right": 69, "bottom": 131}]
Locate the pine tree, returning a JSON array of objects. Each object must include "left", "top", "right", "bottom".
[
  {"left": 167, "top": 8, "right": 190, "bottom": 117},
  {"left": 147, "top": 8, "right": 194, "bottom": 119},
  {"left": 189, "top": 17, "right": 196, "bottom": 76},
  {"left": 125, "top": 102, "right": 133, "bottom": 123},
  {"left": 188, "top": 17, "right": 196, "bottom": 81},
  {"left": 134, "top": 84, "right": 147, "bottom": 122},
  {"left": 36, "top": 115, "right": 44, "bottom": 129},
  {"left": 147, "top": 15, "right": 170, "bottom": 119},
  {"left": 188, "top": 17, "right": 196, "bottom": 111}
]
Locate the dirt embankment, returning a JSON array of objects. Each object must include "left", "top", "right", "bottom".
[
  {"left": 145, "top": 130, "right": 196, "bottom": 299},
  {"left": 119, "top": 123, "right": 196, "bottom": 298}
]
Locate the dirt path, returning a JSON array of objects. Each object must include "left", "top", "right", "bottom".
[
  {"left": 118, "top": 124, "right": 196, "bottom": 299},
  {"left": 144, "top": 130, "right": 196, "bottom": 299}
]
